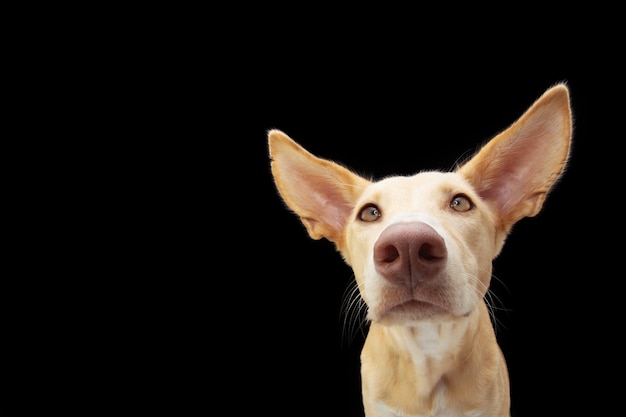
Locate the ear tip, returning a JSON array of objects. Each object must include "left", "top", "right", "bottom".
[
  {"left": 268, "top": 129, "right": 288, "bottom": 149},
  {"left": 268, "top": 128, "right": 283, "bottom": 139},
  {"left": 538, "top": 83, "right": 572, "bottom": 114},
  {"left": 268, "top": 129, "right": 300, "bottom": 159},
  {"left": 548, "top": 82, "right": 571, "bottom": 101},
  {"left": 269, "top": 128, "right": 294, "bottom": 141}
]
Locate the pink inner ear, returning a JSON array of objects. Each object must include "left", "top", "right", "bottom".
[
  {"left": 277, "top": 154, "right": 369, "bottom": 241},
  {"left": 300, "top": 172, "right": 357, "bottom": 235},
  {"left": 460, "top": 94, "right": 571, "bottom": 224}
]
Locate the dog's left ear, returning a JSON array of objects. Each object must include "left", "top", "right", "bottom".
[{"left": 457, "top": 83, "right": 572, "bottom": 232}]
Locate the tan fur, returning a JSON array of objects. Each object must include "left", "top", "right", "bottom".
[{"left": 268, "top": 84, "right": 572, "bottom": 416}]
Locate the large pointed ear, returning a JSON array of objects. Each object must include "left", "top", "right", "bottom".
[
  {"left": 457, "top": 83, "right": 573, "bottom": 233},
  {"left": 268, "top": 130, "right": 371, "bottom": 243}
]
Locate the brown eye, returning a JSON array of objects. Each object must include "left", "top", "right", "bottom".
[
  {"left": 359, "top": 204, "right": 381, "bottom": 222},
  {"left": 450, "top": 194, "right": 472, "bottom": 212}
]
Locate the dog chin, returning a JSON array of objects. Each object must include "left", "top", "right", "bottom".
[{"left": 372, "top": 300, "right": 461, "bottom": 325}]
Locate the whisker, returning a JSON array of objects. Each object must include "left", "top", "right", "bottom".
[
  {"left": 467, "top": 268, "right": 512, "bottom": 337},
  {"left": 339, "top": 276, "right": 369, "bottom": 348}
]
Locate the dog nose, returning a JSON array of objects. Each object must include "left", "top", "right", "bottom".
[{"left": 374, "top": 222, "right": 447, "bottom": 287}]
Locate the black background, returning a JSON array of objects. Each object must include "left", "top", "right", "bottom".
[{"left": 3, "top": 10, "right": 624, "bottom": 417}]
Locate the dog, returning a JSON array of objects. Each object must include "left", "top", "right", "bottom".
[{"left": 268, "top": 83, "right": 572, "bottom": 417}]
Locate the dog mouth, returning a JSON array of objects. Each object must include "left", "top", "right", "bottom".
[
  {"left": 368, "top": 283, "right": 473, "bottom": 323},
  {"left": 382, "top": 299, "right": 450, "bottom": 321}
]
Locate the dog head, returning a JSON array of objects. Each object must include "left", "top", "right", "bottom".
[{"left": 269, "top": 84, "right": 572, "bottom": 327}]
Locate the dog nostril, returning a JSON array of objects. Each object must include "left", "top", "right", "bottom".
[
  {"left": 419, "top": 243, "right": 444, "bottom": 261},
  {"left": 377, "top": 245, "right": 400, "bottom": 263}
]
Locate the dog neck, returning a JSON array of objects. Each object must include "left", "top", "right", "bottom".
[
  {"left": 361, "top": 303, "right": 504, "bottom": 415},
  {"left": 377, "top": 313, "right": 478, "bottom": 393}
]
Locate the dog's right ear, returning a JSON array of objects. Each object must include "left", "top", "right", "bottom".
[{"left": 268, "top": 129, "right": 371, "bottom": 244}]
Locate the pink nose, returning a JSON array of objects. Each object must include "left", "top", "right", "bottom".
[{"left": 373, "top": 222, "right": 447, "bottom": 288}]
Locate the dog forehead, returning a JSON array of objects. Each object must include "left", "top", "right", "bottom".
[{"left": 362, "top": 171, "right": 467, "bottom": 203}]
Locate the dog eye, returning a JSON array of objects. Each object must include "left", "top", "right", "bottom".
[
  {"left": 359, "top": 204, "right": 381, "bottom": 222},
  {"left": 450, "top": 194, "right": 472, "bottom": 212}
]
